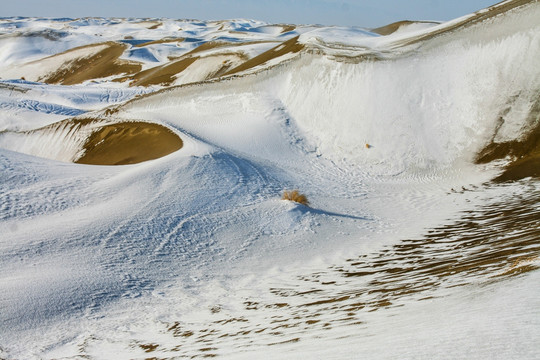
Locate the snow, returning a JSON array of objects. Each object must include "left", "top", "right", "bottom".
[
  {"left": 299, "top": 26, "right": 380, "bottom": 48},
  {"left": 0, "top": 80, "right": 150, "bottom": 131},
  {"left": 171, "top": 54, "right": 246, "bottom": 86},
  {"left": 390, "top": 21, "right": 440, "bottom": 36},
  {"left": 1, "top": 1, "right": 540, "bottom": 359},
  {"left": 0, "top": 43, "right": 110, "bottom": 82}
]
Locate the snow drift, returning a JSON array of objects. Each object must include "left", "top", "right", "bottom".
[{"left": 0, "top": 1, "right": 539, "bottom": 359}]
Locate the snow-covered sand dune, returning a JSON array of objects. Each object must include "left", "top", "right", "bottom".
[{"left": 1, "top": 0, "right": 540, "bottom": 358}]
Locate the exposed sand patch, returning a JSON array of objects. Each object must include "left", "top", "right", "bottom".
[
  {"left": 165, "top": 40, "right": 273, "bottom": 60},
  {"left": 476, "top": 97, "right": 540, "bottom": 182},
  {"left": 76, "top": 120, "right": 183, "bottom": 165},
  {"left": 0, "top": 41, "right": 143, "bottom": 85},
  {"left": 224, "top": 36, "right": 304, "bottom": 76},
  {"left": 123, "top": 41, "right": 238, "bottom": 86},
  {"left": 134, "top": 37, "right": 184, "bottom": 48},
  {"left": 371, "top": 20, "right": 437, "bottom": 36},
  {"left": 115, "top": 40, "right": 277, "bottom": 86},
  {"left": 184, "top": 40, "right": 239, "bottom": 55},
  {"left": 127, "top": 57, "right": 199, "bottom": 86},
  {"left": 131, "top": 19, "right": 163, "bottom": 29},
  {"left": 147, "top": 22, "right": 163, "bottom": 30},
  {"left": 40, "top": 42, "right": 142, "bottom": 85},
  {"left": 127, "top": 46, "right": 248, "bottom": 87},
  {"left": 280, "top": 25, "right": 296, "bottom": 34},
  {"left": 0, "top": 118, "right": 182, "bottom": 165},
  {"left": 171, "top": 53, "right": 248, "bottom": 85},
  {"left": 494, "top": 153, "right": 540, "bottom": 182}
]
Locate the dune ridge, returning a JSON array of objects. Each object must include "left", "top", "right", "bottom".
[
  {"left": 0, "top": 3, "right": 539, "bottom": 358},
  {"left": 0, "top": 118, "right": 183, "bottom": 165}
]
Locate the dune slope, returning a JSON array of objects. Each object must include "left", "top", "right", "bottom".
[{"left": 0, "top": 1, "right": 539, "bottom": 359}]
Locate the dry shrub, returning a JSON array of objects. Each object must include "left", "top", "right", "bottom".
[{"left": 282, "top": 190, "right": 309, "bottom": 206}]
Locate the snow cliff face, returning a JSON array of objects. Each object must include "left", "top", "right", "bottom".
[{"left": 0, "top": 1, "right": 539, "bottom": 359}]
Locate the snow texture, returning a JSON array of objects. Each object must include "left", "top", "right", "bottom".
[{"left": 1, "top": 1, "right": 540, "bottom": 359}]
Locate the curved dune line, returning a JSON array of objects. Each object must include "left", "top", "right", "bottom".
[
  {"left": 75, "top": 120, "right": 183, "bottom": 165},
  {"left": 126, "top": 40, "right": 263, "bottom": 87},
  {"left": 133, "top": 37, "right": 184, "bottom": 48},
  {"left": 224, "top": 36, "right": 304, "bottom": 76},
  {"left": 476, "top": 98, "right": 540, "bottom": 182},
  {"left": 371, "top": 20, "right": 438, "bottom": 36},
  {"left": 127, "top": 57, "right": 199, "bottom": 87},
  {"left": 37, "top": 42, "right": 142, "bottom": 85},
  {"left": 0, "top": 118, "right": 183, "bottom": 165}
]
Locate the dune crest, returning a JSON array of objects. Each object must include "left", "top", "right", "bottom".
[
  {"left": 42, "top": 42, "right": 142, "bottom": 85},
  {"left": 0, "top": 119, "right": 183, "bottom": 165},
  {"left": 0, "top": 41, "right": 142, "bottom": 85}
]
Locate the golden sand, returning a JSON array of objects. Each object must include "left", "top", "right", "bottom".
[
  {"left": 102, "top": 38, "right": 293, "bottom": 86},
  {"left": 128, "top": 57, "right": 199, "bottom": 87},
  {"left": 202, "top": 53, "right": 249, "bottom": 79},
  {"left": 184, "top": 40, "right": 238, "bottom": 55},
  {"left": 134, "top": 37, "right": 184, "bottom": 48},
  {"left": 280, "top": 25, "right": 296, "bottom": 34},
  {"left": 76, "top": 121, "right": 183, "bottom": 165},
  {"left": 224, "top": 36, "right": 304, "bottom": 76},
  {"left": 3, "top": 118, "right": 182, "bottom": 165},
  {"left": 39, "top": 42, "right": 142, "bottom": 85},
  {"left": 476, "top": 98, "right": 540, "bottom": 182},
  {"left": 371, "top": 20, "right": 439, "bottom": 36},
  {"left": 371, "top": 20, "right": 419, "bottom": 36},
  {"left": 147, "top": 22, "right": 162, "bottom": 30},
  {"left": 128, "top": 50, "right": 248, "bottom": 87},
  {"left": 126, "top": 41, "right": 234, "bottom": 86}
]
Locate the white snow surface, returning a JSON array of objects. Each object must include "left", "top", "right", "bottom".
[{"left": 1, "top": 2, "right": 540, "bottom": 359}]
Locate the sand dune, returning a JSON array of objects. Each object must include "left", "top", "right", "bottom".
[
  {"left": 371, "top": 20, "right": 438, "bottom": 36},
  {"left": 0, "top": 118, "right": 182, "bottom": 165},
  {"left": 1, "top": 3, "right": 539, "bottom": 359},
  {"left": 127, "top": 52, "right": 247, "bottom": 87},
  {"left": 42, "top": 42, "right": 142, "bottom": 85},
  {"left": 127, "top": 56, "right": 199, "bottom": 86},
  {"left": 76, "top": 120, "right": 183, "bottom": 165},
  {"left": 0, "top": 21, "right": 312, "bottom": 89},
  {"left": 476, "top": 101, "right": 540, "bottom": 182},
  {"left": 133, "top": 37, "right": 184, "bottom": 48},
  {"left": 125, "top": 39, "right": 293, "bottom": 86},
  {"left": 0, "top": 41, "right": 142, "bottom": 85},
  {"left": 224, "top": 36, "right": 304, "bottom": 75}
]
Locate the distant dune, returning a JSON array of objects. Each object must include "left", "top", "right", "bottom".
[
  {"left": 0, "top": 42, "right": 141, "bottom": 85},
  {"left": 371, "top": 20, "right": 439, "bottom": 36}
]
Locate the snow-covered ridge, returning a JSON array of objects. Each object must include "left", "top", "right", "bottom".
[
  {"left": 2, "top": 0, "right": 536, "bottom": 173},
  {"left": 0, "top": 17, "right": 308, "bottom": 86},
  {"left": 111, "top": 0, "right": 540, "bottom": 175},
  {"left": 1, "top": 1, "right": 540, "bottom": 359}
]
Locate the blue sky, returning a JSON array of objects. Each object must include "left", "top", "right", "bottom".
[{"left": 3, "top": 0, "right": 499, "bottom": 27}]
